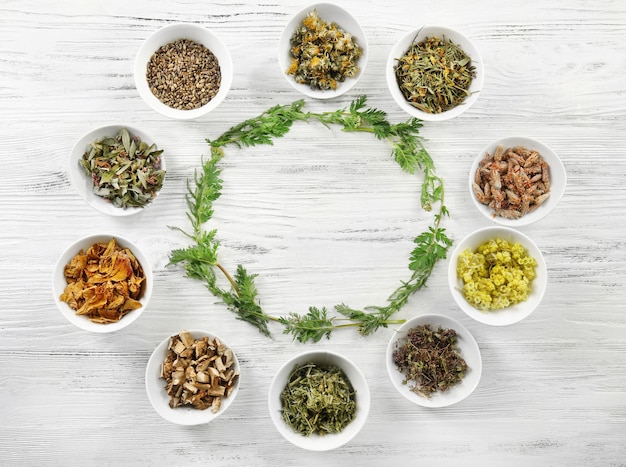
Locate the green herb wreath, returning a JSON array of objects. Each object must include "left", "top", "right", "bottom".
[{"left": 169, "top": 96, "right": 452, "bottom": 343}]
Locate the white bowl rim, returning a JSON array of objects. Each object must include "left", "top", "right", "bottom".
[
  {"left": 469, "top": 135, "right": 567, "bottom": 226},
  {"left": 133, "top": 22, "right": 233, "bottom": 119},
  {"left": 52, "top": 233, "right": 153, "bottom": 333},
  {"left": 386, "top": 313, "right": 482, "bottom": 408},
  {"left": 69, "top": 124, "right": 166, "bottom": 217},
  {"left": 278, "top": 2, "right": 369, "bottom": 100},
  {"left": 145, "top": 329, "right": 241, "bottom": 425},
  {"left": 447, "top": 226, "right": 548, "bottom": 326},
  {"left": 386, "top": 25, "right": 484, "bottom": 121},
  {"left": 268, "top": 349, "right": 370, "bottom": 451}
]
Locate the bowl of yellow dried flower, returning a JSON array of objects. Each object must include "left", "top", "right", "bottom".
[
  {"left": 278, "top": 3, "right": 368, "bottom": 99},
  {"left": 134, "top": 23, "right": 233, "bottom": 119},
  {"left": 448, "top": 226, "right": 547, "bottom": 326},
  {"left": 387, "top": 26, "right": 484, "bottom": 121},
  {"left": 53, "top": 234, "right": 153, "bottom": 332}
]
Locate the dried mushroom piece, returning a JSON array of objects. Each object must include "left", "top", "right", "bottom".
[
  {"left": 59, "top": 238, "right": 145, "bottom": 324},
  {"left": 161, "top": 331, "right": 239, "bottom": 412}
]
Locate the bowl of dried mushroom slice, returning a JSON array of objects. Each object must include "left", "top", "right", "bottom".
[
  {"left": 278, "top": 3, "right": 368, "bottom": 99},
  {"left": 134, "top": 23, "right": 233, "bottom": 119},
  {"left": 69, "top": 124, "right": 166, "bottom": 216},
  {"left": 469, "top": 136, "right": 567, "bottom": 226},
  {"left": 268, "top": 349, "right": 370, "bottom": 451},
  {"left": 386, "top": 313, "right": 482, "bottom": 408},
  {"left": 53, "top": 234, "right": 153, "bottom": 332},
  {"left": 387, "top": 26, "right": 484, "bottom": 121},
  {"left": 145, "top": 330, "right": 241, "bottom": 425}
]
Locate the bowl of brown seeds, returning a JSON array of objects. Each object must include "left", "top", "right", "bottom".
[
  {"left": 469, "top": 136, "right": 567, "bottom": 226},
  {"left": 386, "top": 26, "right": 483, "bottom": 121},
  {"left": 134, "top": 23, "right": 233, "bottom": 120}
]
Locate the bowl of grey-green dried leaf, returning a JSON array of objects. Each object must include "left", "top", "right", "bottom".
[
  {"left": 134, "top": 23, "right": 233, "bottom": 119},
  {"left": 69, "top": 125, "right": 166, "bottom": 216},
  {"left": 268, "top": 350, "right": 370, "bottom": 451}
]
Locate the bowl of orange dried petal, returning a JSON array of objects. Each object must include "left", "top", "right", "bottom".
[
  {"left": 469, "top": 136, "right": 566, "bottom": 226},
  {"left": 52, "top": 234, "right": 153, "bottom": 332}
]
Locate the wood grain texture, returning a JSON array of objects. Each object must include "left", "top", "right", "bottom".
[{"left": 1, "top": 0, "right": 625, "bottom": 465}]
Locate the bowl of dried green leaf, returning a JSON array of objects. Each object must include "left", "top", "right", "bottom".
[
  {"left": 134, "top": 23, "right": 233, "bottom": 119},
  {"left": 278, "top": 3, "right": 368, "bottom": 99},
  {"left": 268, "top": 350, "right": 370, "bottom": 451},
  {"left": 386, "top": 26, "right": 484, "bottom": 121},
  {"left": 386, "top": 313, "right": 482, "bottom": 408},
  {"left": 69, "top": 125, "right": 166, "bottom": 216}
]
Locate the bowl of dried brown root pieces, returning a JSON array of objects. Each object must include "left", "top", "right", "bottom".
[
  {"left": 469, "top": 136, "right": 567, "bottom": 226},
  {"left": 386, "top": 314, "right": 482, "bottom": 408},
  {"left": 145, "top": 330, "right": 241, "bottom": 425}
]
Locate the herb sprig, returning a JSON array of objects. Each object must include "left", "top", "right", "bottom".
[{"left": 169, "top": 96, "right": 452, "bottom": 343}]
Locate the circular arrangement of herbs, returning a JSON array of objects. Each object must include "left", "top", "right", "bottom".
[{"left": 168, "top": 95, "right": 452, "bottom": 343}]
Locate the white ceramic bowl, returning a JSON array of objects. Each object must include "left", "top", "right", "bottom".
[
  {"left": 52, "top": 233, "right": 153, "bottom": 333},
  {"left": 386, "top": 313, "right": 482, "bottom": 408},
  {"left": 134, "top": 23, "right": 233, "bottom": 119},
  {"left": 278, "top": 3, "right": 368, "bottom": 99},
  {"left": 448, "top": 226, "right": 548, "bottom": 326},
  {"left": 69, "top": 124, "right": 165, "bottom": 216},
  {"left": 145, "top": 330, "right": 241, "bottom": 425},
  {"left": 387, "top": 26, "right": 484, "bottom": 121},
  {"left": 268, "top": 350, "right": 370, "bottom": 451},
  {"left": 469, "top": 136, "right": 567, "bottom": 226}
]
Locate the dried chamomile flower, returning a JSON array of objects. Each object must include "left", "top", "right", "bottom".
[{"left": 286, "top": 9, "right": 362, "bottom": 90}]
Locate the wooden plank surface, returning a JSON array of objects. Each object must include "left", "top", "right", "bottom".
[{"left": 1, "top": 0, "right": 625, "bottom": 465}]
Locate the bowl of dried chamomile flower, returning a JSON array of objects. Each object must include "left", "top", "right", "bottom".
[
  {"left": 386, "top": 313, "right": 482, "bottom": 408},
  {"left": 268, "top": 350, "right": 370, "bottom": 451},
  {"left": 145, "top": 330, "right": 241, "bottom": 425},
  {"left": 134, "top": 23, "right": 233, "bottom": 119},
  {"left": 70, "top": 125, "right": 166, "bottom": 216},
  {"left": 278, "top": 3, "right": 368, "bottom": 99},
  {"left": 448, "top": 226, "right": 548, "bottom": 326},
  {"left": 53, "top": 234, "right": 153, "bottom": 333},
  {"left": 387, "top": 26, "right": 484, "bottom": 121},
  {"left": 469, "top": 136, "right": 567, "bottom": 226}
]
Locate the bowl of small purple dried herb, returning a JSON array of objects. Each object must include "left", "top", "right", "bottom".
[
  {"left": 69, "top": 125, "right": 166, "bottom": 216},
  {"left": 386, "top": 313, "right": 482, "bottom": 407},
  {"left": 134, "top": 23, "right": 233, "bottom": 119}
]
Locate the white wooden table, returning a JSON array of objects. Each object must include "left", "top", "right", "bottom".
[{"left": 1, "top": 1, "right": 625, "bottom": 465}]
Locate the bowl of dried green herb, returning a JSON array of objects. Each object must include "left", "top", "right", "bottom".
[
  {"left": 387, "top": 26, "right": 484, "bottom": 121},
  {"left": 386, "top": 314, "right": 482, "bottom": 408},
  {"left": 278, "top": 3, "right": 368, "bottom": 99},
  {"left": 69, "top": 125, "right": 166, "bottom": 216},
  {"left": 268, "top": 350, "right": 370, "bottom": 451},
  {"left": 134, "top": 23, "right": 233, "bottom": 119}
]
